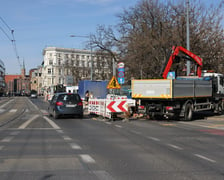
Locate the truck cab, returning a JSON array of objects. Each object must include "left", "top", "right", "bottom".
[{"left": 202, "top": 72, "right": 224, "bottom": 95}]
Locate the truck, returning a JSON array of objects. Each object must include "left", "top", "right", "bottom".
[
  {"left": 78, "top": 80, "right": 108, "bottom": 100},
  {"left": 132, "top": 46, "right": 224, "bottom": 121}
]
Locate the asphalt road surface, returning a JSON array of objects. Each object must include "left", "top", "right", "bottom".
[{"left": 0, "top": 96, "right": 224, "bottom": 180}]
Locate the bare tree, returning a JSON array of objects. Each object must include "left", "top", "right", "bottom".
[{"left": 90, "top": 0, "right": 224, "bottom": 80}]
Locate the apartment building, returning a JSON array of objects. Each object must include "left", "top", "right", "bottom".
[{"left": 41, "top": 47, "right": 113, "bottom": 91}]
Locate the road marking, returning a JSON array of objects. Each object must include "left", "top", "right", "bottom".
[
  {"left": 167, "top": 143, "right": 183, "bottom": 150},
  {"left": 9, "top": 109, "right": 17, "bottom": 113},
  {"left": 0, "top": 109, "right": 5, "bottom": 113},
  {"left": 27, "top": 98, "right": 39, "bottom": 111},
  {"left": 160, "top": 123, "right": 176, "bottom": 126},
  {"left": 62, "top": 135, "right": 72, "bottom": 141},
  {"left": 194, "top": 154, "right": 216, "bottom": 163},
  {"left": 115, "top": 125, "right": 122, "bottom": 128},
  {"left": 70, "top": 143, "right": 82, "bottom": 150},
  {"left": 56, "top": 130, "right": 64, "bottom": 134},
  {"left": 43, "top": 116, "right": 60, "bottom": 129},
  {"left": 40, "top": 109, "right": 48, "bottom": 115},
  {"left": 2, "top": 136, "right": 14, "bottom": 142},
  {"left": 105, "top": 122, "right": 112, "bottom": 125},
  {"left": 93, "top": 170, "right": 115, "bottom": 180},
  {"left": 80, "top": 154, "right": 96, "bottom": 163},
  {"left": 147, "top": 136, "right": 161, "bottom": 141},
  {"left": 0, "top": 99, "right": 14, "bottom": 108},
  {"left": 18, "top": 114, "right": 39, "bottom": 129}
]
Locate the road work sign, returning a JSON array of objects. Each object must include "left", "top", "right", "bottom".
[{"left": 107, "top": 76, "right": 121, "bottom": 89}]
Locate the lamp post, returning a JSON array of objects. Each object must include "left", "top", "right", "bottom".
[
  {"left": 70, "top": 35, "right": 93, "bottom": 80},
  {"left": 186, "top": 0, "right": 190, "bottom": 76}
]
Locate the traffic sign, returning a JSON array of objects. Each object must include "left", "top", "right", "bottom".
[
  {"left": 106, "top": 100, "right": 128, "bottom": 112},
  {"left": 107, "top": 76, "right": 121, "bottom": 89},
  {"left": 118, "top": 71, "right": 124, "bottom": 78}
]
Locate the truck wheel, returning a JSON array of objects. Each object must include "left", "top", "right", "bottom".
[{"left": 184, "top": 103, "right": 193, "bottom": 121}]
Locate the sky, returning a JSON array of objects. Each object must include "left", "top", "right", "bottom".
[
  {"left": 0, "top": 0, "right": 138, "bottom": 74},
  {"left": 0, "top": 0, "right": 223, "bottom": 75}
]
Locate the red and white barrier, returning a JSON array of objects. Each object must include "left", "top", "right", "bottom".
[{"left": 88, "top": 97, "right": 135, "bottom": 119}]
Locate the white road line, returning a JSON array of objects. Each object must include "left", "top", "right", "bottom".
[
  {"left": 80, "top": 154, "right": 96, "bottom": 163},
  {"left": 93, "top": 170, "right": 115, "bottom": 180},
  {"left": 70, "top": 143, "right": 82, "bottom": 150},
  {"left": 115, "top": 125, "right": 122, "bottom": 128},
  {"left": 1, "top": 136, "right": 14, "bottom": 142},
  {"left": 167, "top": 143, "right": 183, "bottom": 150},
  {"left": 105, "top": 122, "right": 112, "bottom": 125},
  {"left": 147, "top": 136, "right": 161, "bottom": 142},
  {"left": 0, "top": 99, "right": 14, "bottom": 108},
  {"left": 0, "top": 146, "right": 4, "bottom": 150},
  {"left": 9, "top": 109, "right": 17, "bottom": 113},
  {"left": 43, "top": 116, "right": 61, "bottom": 129},
  {"left": 56, "top": 130, "right": 64, "bottom": 134},
  {"left": 194, "top": 154, "right": 216, "bottom": 163},
  {"left": 18, "top": 114, "right": 39, "bottom": 129},
  {"left": 40, "top": 109, "right": 48, "bottom": 114},
  {"left": 27, "top": 98, "right": 39, "bottom": 111},
  {"left": 62, "top": 135, "right": 72, "bottom": 141}
]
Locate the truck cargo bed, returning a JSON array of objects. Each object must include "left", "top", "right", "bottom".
[{"left": 132, "top": 79, "right": 212, "bottom": 99}]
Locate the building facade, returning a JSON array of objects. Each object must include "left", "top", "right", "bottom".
[
  {"left": 0, "top": 59, "right": 5, "bottom": 96},
  {"left": 5, "top": 62, "right": 30, "bottom": 96},
  {"left": 41, "top": 47, "right": 113, "bottom": 91}
]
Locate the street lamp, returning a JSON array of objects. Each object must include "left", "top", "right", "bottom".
[{"left": 70, "top": 35, "right": 93, "bottom": 80}]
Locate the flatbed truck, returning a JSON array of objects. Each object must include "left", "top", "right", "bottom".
[{"left": 132, "top": 46, "right": 224, "bottom": 120}]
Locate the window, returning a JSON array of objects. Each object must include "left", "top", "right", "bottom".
[
  {"left": 59, "top": 68, "right": 62, "bottom": 75},
  {"left": 49, "top": 60, "right": 53, "bottom": 65},
  {"left": 48, "top": 68, "right": 51, "bottom": 74},
  {"left": 58, "top": 59, "right": 61, "bottom": 65}
]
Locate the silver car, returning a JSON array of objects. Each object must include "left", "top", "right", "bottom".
[{"left": 48, "top": 93, "right": 83, "bottom": 119}]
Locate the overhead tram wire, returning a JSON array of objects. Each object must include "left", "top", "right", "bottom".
[{"left": 0, "top": 16, "right": 22, "bottom": 68}]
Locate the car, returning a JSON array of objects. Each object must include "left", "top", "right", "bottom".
[
  {"left": 48, "top": 92, "right": 83, "bottom": 119},
  {"left": 30, "top": 90, "right": 38, "bottom": 98}
]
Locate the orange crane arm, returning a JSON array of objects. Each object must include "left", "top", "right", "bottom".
[{"left": 162, "top": 46, "right": 202, "bottom": 79}]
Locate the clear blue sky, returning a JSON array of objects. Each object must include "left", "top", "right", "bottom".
[
  {"left": 0, "top": 0, "right": 223, "bottom": 74},
  {"left": 0, "top": 0, "right": 138, "bottom": 74}
]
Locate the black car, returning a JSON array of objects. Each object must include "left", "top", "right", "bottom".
[{"left": 48, "top": 93, "right": 83, "bottom": 119}]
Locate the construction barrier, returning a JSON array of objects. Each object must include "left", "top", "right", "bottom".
[{"left": 88, "top": 98, "right": 135, "bottom": 119}]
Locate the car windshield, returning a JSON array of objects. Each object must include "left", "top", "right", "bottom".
[{"left": 58, "top": 94, "right": 80, "bottom": 104}]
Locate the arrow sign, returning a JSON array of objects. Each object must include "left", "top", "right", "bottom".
[
  {"left": 117, "top": 101, "right": 127, "bottom": 112},
  {"left": 106, "top": 101, "right": 116, "bottom": 112},
  {"left": 106, "top": 100, "right": 128, "bottom": 113}
]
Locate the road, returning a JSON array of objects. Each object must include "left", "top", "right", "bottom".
[{"left": 0, "top": 96, "right": 224, "bottom": 180}]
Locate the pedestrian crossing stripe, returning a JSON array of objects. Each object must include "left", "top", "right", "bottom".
[{"left": 107, "top": 76, "right": 121, "bottom": 89}]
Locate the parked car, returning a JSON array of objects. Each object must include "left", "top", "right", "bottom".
[
  {"left": 30, "top": 90, "right": 38, "bottom": 98},
  {"left": 48, "top": 92, "right": 83, "bottom": 119}
]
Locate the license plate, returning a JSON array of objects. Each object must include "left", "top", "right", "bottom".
[{"left": 66, "top": 104, "right": 76, "bottom": 107}]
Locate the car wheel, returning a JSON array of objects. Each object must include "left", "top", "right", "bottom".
[{"left": 53, "top": 110, "right": 59, "bottom": 119}]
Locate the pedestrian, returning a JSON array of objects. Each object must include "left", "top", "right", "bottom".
[{"left": 85, "top": 90, "right": 89, "bottom": 105}]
